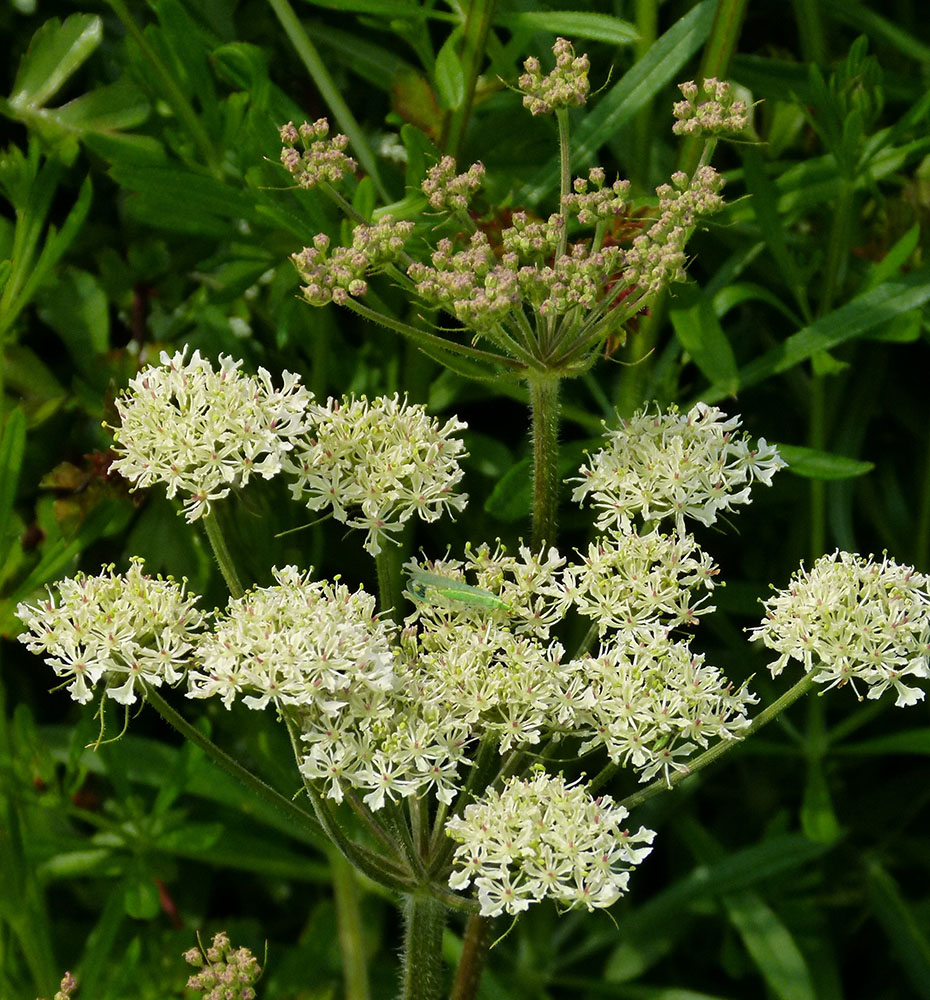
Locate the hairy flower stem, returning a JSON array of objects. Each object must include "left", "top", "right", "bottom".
[
  {"left": 555, "top": 109, "right": 572, "bottom": 261},
  {"left": 144, "top": 686, "right": 322, "bottom": 838},
  {"left": 202, "top": 511, "right": 244, "bottom": 599},
  {"left": 449, "top": 914, "right": 495, "bottom": 1000},
  {"left": 615, "top": 673, "right": 819, "bottom": 810},
  {"left": 401, "top": 894, "right": 447, "bottom": 1000},
  {"left": 529, "top": 373, "right": 562, "bottom": 547}
]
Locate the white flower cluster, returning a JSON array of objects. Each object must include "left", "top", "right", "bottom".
[
  {"left": 573, "top": 402, "right": 786, "bottom": 534},
  {"left": 565, "top": 529, "right": 718, "bottom": 637},
  {"left": 110, "top": 347, "right": 313, "bottom": 521},
  {"left": 393, "top": 539, "right": 753, "bottom": 785},
  {"left": 187, "top": 566, "right": 395, "bottom": 712},
  {"left": 15, "top": 559, "right": 204, "bottom": 705},
  {"left": 283, "top": 394, "right": 469, "bottom": 555},
  {"left": 556, "top": 640, "right": 756, "bottom": 783},
  {"left": 750, "top": 551, "right": 930, "bottom": 707},
  {"left": 446, "top": 773, "right": 655, "bottom": 916}
]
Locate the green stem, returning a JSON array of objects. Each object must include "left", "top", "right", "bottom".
[
  {"left": 401, "top": 894, "right": 448, "bottom": 1000},
  {"left": 809, "top": 376, "right": 827, "bottom": 561},
  {"left": 266, "top": 0, "right": 389, "bottom": 201},
  {"left": 144, "top": 686, "right": 322, "bottom": 837},
  {"left": 677, "top": 0, "right": 750, "bottom": 176},
  {"left": 332, "top": 851, "right": 372, "bottom": 1000},
  {"left": 791, "top": 0, "right": 828, "bottom": 65},
  {"left": 340, "top": 297, "right": 525, "bottom": 370},
  {"left": 441, "top": 0, "right": 498, "bottom": 159},
  {"left": 629, "top": 0, "right": 659, "bottom": 190},
  {"left": 202, "top": 511, "right": 244, "bottom": 599},
  {"left": 104, "top": 0, "right": 222, "bottom": 176},
  {"left": 376, "top": 544, "right": 405, "bottom": 627},
  {"left": 528, "top": 373, "right": 561, "bottom": 548},
  {"left": 281, "top": 714, "right": 415, "bottom": 890},
  {"left": 555, "top": 108, "right": 572, "bottom": 261},
  {"left": 616, "top": 673, "right": 819, "bottom": 811},
  {"left": 915, "top": 408, "right": 930, "bottom": 569},
  {"left": 449, "top": 914, "right": 495, "bottom": 1000}
]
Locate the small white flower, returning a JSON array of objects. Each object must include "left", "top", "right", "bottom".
[
  {"left": 446, "top": 772, "right": 655, "bottom": 916},
  {"left": 573, "top": 403, "right": 786, "bottom": 535},
  {"left": 16, "top": 559, "right": 205, "bottom": 705},
  {"left": 750, "top": 550, "right": 930, "bottom": 706},
  {"left": 188, "top": 565, "right": 395, "bottom": 712},
  {"left": 110, "top": 346, "right": 314, "bottom": 521},
  {"left": 284, "top": 394, "right": 468, "bottom": 555}
]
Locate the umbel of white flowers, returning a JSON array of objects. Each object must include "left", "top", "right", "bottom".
[{"left": 16, "top": 350, "right": 930, "bottom": 916}]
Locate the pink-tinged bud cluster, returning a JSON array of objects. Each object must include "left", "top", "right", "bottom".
[
  {"left": 421, "top": 155, "right": 486, "bottom": 212},
  {"left": 184, "top": 931, "right": 261, "bottom": 1000},
  {"left": 519, "top": 37, "right": 590, "bottom": 116},
  {"left": 292, "top": 216, "right": 413, "bottom": 306},
  {"left": 562, "top": 168, "right": 632, "bottom": 225},
  {"left": 624, "top": 166, "right": 726, "bottom": 293},
  {"left": 279, "top": 118, "right": 357, "bottom": 188},
  {"left": 672, "top": 78, "right": 749, "bottom": 136}
]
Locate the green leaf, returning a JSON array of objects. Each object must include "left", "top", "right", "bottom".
[
  {"left": 8, "top": 498, "right": 123, "bottom": 604},
  {"left": 721, "top": 890, "right": 817, "bottom": 1000},
  {"left": 123, "top": 876, "right": 160, "bottom": 920},
  {"left": 302, "top": 21, "right": 418, "bottom": 91},
  {"left": 401, "top": 124, "right": 438, "bottom": 190},
  {"left": 712, "top": 281, "right": 803, "bottom": 328},
  {"left": 669, "top": 285, "right": 739, "bottom": 395},
  {"left": 434, "top": 33, "right": 466, "bottom": 111},
  {"left": 800, "top": 758, "right": 842, "bottom": 843},
  {"left": 865, "top": 859, "right": 930, "bottom": 999},
  {"left": 36, "top": 267, "right": 110, "bottom": 385},
  {"left": 496, "top": 11, "right": 638, "bottom": 46},
  {"left": 703, "top": 269, "right": 930, "bottom": 403},
  {"left": 0, "top": 408, "right": 26, "bottom": 565},
  {"left": 836, "top": 729, "right": 930, "bottom": 756},
  {"left": 298, "top": 0, "right": 425, "bottom": 14},
  {"left": 864, "top": 223, "right": 920, "bottom": 292},
  {"left": 485, "top": 441, "right": 595, "bottom": 522},
  {"left": 740, "top": 146, "right": 811, "bottom": 320},
  {"left": 9, "top": 14, "right": 102, "bottom": 111},
  {"left": 519, "top": 0, "right": 716, "bottom": 203},
  {"left": 51, "top": 79, "right": 150, "bottom": 135},
  {"left": 775, "top": 444, "right": 873, "bottom": 480},
  {"left": 821, "top": 0, "right": 930, "bottom": 65}
]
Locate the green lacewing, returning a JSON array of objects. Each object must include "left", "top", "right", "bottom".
[{"left": 405, "top": 570, "right": 510, "bottom": 611}]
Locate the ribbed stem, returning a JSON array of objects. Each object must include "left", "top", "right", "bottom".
[
  {"left": 555, "top": 108, "right": 572, "bottom": 261},
  {"left": 528, "top": 373, "right": 561, "bottom": 548},
  {"left": 202, "top": 511, "right": 244, "bottom": 599},
  {"left": 401, "top": 894, "right": 447, "bottom": 1000}
]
